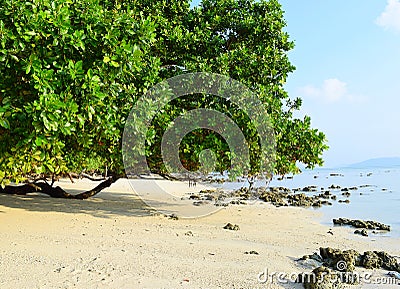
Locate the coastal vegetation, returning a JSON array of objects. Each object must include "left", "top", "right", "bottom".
[{"left": 0, "top": 0, "right": 327, "bottom": 197}]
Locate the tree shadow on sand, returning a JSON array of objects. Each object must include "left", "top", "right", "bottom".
[{"left": 0, "top": 189, "right": 181, "bottom": 218}]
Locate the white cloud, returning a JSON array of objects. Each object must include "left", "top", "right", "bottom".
[
  {"left": 376, "top": 0, "right": 400, "bottom": 32},
  {"left": 299, "top": 78, "right": 349, "bottom": 103}
]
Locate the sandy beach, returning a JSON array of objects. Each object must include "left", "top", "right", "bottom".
[{"left": 0, "top": 178, "right": 399, "bottom": 288}]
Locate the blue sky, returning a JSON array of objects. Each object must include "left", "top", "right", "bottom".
[{"left": 191, "top": 0, "right": 400, "bottom": 167}]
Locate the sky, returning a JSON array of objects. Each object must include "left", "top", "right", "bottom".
[{"left": 191, "top": 0, "right": 400, "bottom": 168}]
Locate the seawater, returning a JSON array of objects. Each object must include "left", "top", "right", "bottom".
[{"left": 216, "top": 166, "right": 400, "bottom": 238}]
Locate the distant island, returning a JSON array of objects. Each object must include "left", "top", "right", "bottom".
[{"left": 347, "top": 157, "right": 400, "bottom": 168}]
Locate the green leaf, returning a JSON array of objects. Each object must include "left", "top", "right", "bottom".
[
  {"left": 110, "top": 60, "right": 120, "bottom": 67},
  {"left": 0, "top": 119, "right": 10, "bottom": 129}
]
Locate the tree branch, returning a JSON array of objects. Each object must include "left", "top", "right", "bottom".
[{"left": 0, "top": 176, "right": 118, "bottom": 199}]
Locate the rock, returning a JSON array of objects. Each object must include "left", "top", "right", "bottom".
[
  {"left": 332, "top": 218, "right": 390, "bottom": 231},
  {"left": 184, "top": 231, "right": 193, "bottom": 236},
  {"left": 244, "top": 250, "right": 259, "bottom": 255},
  {"left": 375, "top": 251, "right": 400, "bottom": 272},
  {"left": 360, "top": 251, "right": 382, "bottom": 269},
  {"left": 203, "top": 194, "right": 216, "bottom": 201},
  {"left": 341, "top": 192, "right": 351, "bottom": 197},
  {"left": 302, "top": 186, "right": 318, "bottom": 192},
  {"left": 223, "top": 223, "right": 240, "bottom": 231},
  {"left": 287, "top": 193, "right": 315, "bottom": 207},
  {"left": 193, "top": 200, "right": 209, "bottom": 206},
  {"left": 317, "top": 191, "right": 332, "bottom": 199},
  {"left": 259, "top": 191, "right": 287, "bottom": 207},
  {"left": 338, "top": 200, "right": 350, "bottom": 204},
  {"left": 312, "top": 201, "right": 322, "bottom": 208},
  {"left": 301, "top": 252, "right": 324, "bottom": 263},
  {"left": 300, "top": 266, "right": 343, "bottom": 289},
  {"left": 319, "top": 247, "right": 360, "bottom": 272},
  {"left": 258, "top": 187, "right": 335, "bottom": 208},
  {"left": 169, "top": 214, "right": 179, "bottom": 220},
  {"left": 330, "top": 173, "right": 344, "bottom": 177},
  {"left": 300, "top": 247, "right": 400, "bottom": 275},
  {"left": 354, "top": 229, "right": 368, "bottom": 237},
  {"left": 328, "top": 185, "right": 341, "bottom": 189}
]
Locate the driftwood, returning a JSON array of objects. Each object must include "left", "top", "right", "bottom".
[{"left": 0, "top": 176, "right": 117, "bottom": 199}]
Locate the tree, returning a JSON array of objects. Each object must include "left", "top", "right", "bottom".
[{"left": 0, "top": 0, "right": 328, "bottom": 198}]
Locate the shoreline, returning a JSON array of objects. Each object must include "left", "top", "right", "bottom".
[{"left": 0, "top": 178, "right": 399, "bottom": 288}]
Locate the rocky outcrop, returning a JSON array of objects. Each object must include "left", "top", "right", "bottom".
[
  {"left": 299, "top": 247, "right": 400, "bottom": 288},
  {"left": 300, "top": 247, "right": 400, "bottom": 273},
  {"left": 333, "top": 218, "right": 390, "bottom": 231},
  {"left": 300, "top": 266, "right": 343, "bottom": 289}
]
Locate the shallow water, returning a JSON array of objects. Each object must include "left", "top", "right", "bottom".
[{"left": 215, "top": 166, "right": 400, "bottom": 238}]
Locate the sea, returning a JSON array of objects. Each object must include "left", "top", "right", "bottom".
[{"left": 214, "top": 165, "right": 400, "bottom": 239}]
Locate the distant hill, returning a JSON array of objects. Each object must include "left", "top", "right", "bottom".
[{"left": 348, "top": 157, "right": 400, "bottom": 168}]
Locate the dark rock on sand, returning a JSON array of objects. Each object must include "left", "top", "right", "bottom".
[
  {"left": 300, "top": 266, "right": 343, "bottom": 289},
  {"left": 358, "top": 250, "right": 400, "bottom": 271},
  {"left": 354, "top": 229, "right": 368, "bottom": 237},
  {"left": 223, "top": 223, "right": 240, "bottom": 231},
  {"left": 230, "top": 200, "right": 246, "bottom": 205},
  {"left": 193, "top": 200, "right": 210, "bottom": 206},
  {"left": 257, "top": 187, "right": 337, "bottom": 208},
  {"left": 374, "top": 251, "right": 400, "bottom": 272},
  {"left": 333, "top": 218, "right": 390, "bottom": 231},
  {"left": 360, "top": 251, "right": 381, "bottom": 269},
  {"left": 301, "top": 247, "right": 400, "bottom": 273},
  {"left": 169, "top": 214, "right": 179, "bottom": 220},
  {"left": 319, "top": 247, "right": 360, "bottom": 272},
  {"left": 258, "top": 189, "right": 288, "bottom": 207},
  {"left": 244, "top": 250, "right": 259, "bottom": 255},
  {"left": 288, "top": 193, "right": 313, "bottom": 207}
]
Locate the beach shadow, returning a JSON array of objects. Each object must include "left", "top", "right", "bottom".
[{"left": 0, "top": 189, "right": 181, "bottom": 218}]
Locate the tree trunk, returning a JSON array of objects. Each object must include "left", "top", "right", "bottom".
[{"left": 0, "top": 176, "right": 117, "bottom": 199}]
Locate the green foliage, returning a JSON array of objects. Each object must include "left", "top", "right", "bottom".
[
  {"left": 0, "top": 0, "right": 328, "bottom": 185},
  {"left": 0, "top": 0, "right": 161, "bottom": 184}
]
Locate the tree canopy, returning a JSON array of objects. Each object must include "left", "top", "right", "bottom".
[{"left": 0, "top": 0, "right": 328, "bottom": 192}]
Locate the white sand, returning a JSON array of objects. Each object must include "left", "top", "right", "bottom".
[{"left": 0, "top": 178, "right": 398, "bottom": 288}]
